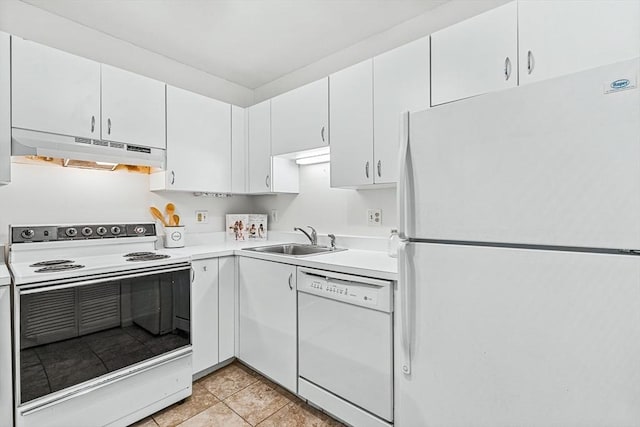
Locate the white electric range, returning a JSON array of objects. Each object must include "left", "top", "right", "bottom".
[{"left": 8, "top": 223, "right": 193, "bottom": 427}]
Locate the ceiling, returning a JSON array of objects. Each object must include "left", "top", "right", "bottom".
[{"left": 21, "top": 0, "right": 448, "bottom": 89}]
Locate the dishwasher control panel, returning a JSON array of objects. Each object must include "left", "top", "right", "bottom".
[{"left": 297, "top": 267, "right": 392, "bottom": 312}]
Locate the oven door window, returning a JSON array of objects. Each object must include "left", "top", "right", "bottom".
[{"left": 18, "top": 268, "right": 191, "bottom": 404}]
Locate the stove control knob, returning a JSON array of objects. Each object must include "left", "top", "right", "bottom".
[
  {"left": 96, "top": 226, "right": 107, "bottom": 236},
  {"left": 134, "top": 225, "right": 146, "bottom": 235},
  {"left": 81, "top": 227, "right": 93, "bottom": 237},
  {"left": 21, "top": 229, "right": 35, "bottom": 239},
  {"left": 111, "top": 226, "right": 121, "bottom": 235},
  {"left": 66, "top": 228, "right": 78, "bottom": 237}
]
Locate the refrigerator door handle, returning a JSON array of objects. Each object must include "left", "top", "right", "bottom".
[
  {"left": 398, "top": 241, "right": 412, "bottom": 375},
  {"left": 398, "top": 111, "right": 410, "bottom": 240}
]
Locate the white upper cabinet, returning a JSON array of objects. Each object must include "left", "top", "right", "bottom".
[
  {"left": 231, "top": 106, "right": 248, "bottom": 194},
  {"left": 330, "top": 59, "right": 374, "bottom": 188},
  {"left": 518, "top": 0, "right": 640, "bottom": 85},
  {"left": 152, "top": 86, "right": 230, "bottom": 192},
  {"left": 101, "top": 65, "right": 166, "bottom": 149},
  {"left": 11, "top": 37, "right": 101, "bottom": 139},
  {"left": 431, "top": 1, "right": 518, "bottom": 106},
  {"left": 248, "top": 100, "right": 272, "bottom": 193},
  {"left": 373, "top": 36, "right": 430, "bottom": 184},
  {"left": 271, "top": 77, "right": 329, "bottom": 156}
]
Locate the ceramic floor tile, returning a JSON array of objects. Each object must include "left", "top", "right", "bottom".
[
  {"left": 257, "top": 401, "right": 326, "bottom": 427},
  {"left": 198, "top": 363, "right": 259, "bottom": 400},
  {"left": 152, "top": 383, "right": 219, "bottom": 427},
  {"left": 129, "top": 416, "right": 159, "bottom": 427},
  {"left": 176, "top": 402, "right": 250, "bottom": 427},
  {"left": 224, "top": 381, "right": 291, "bottom": 426}
]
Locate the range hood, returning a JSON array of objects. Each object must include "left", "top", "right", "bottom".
[{"left": 11, "top": 128, "right": 165, "bottom": 169}]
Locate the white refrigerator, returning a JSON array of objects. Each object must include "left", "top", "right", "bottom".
[{"left": 396, "top": 58, "right": 640, "bottom": 426}]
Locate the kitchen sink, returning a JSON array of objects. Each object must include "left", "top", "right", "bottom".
[{"left": 242, "top": 243, "right": 346, "bottom": 257}]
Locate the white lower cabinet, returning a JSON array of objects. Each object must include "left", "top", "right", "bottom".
[
  {"left": 238, "top": 257, "right": 297, "bottom": 392},
  {"left": 191, "top": 258, "right": 219, "bottom": 375},
  {"left": 218, "top": 256, "right": 236, "bottom": 362}
]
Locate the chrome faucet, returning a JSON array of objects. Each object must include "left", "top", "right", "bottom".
[
  {"left": 328, "top": 234, "right": 336, "bottom": 250},
  {"left": 294, "top": 226, "right": 317, "bottom": 245}
]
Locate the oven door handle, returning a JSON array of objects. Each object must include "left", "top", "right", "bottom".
[{"left": 19, "top": 264, "right": 191, "bottom": 295}]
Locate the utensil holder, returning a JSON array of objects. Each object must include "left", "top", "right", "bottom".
[{"left": 164, "top": 226, "right": 185, "bottom": 248}]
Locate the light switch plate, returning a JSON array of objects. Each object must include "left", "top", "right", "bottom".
[{"left": 367, "top": 209, "right": 382, "bottom": 226}]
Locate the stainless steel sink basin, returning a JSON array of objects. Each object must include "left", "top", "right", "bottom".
[{"left": 242, "top": 243, "right": 346, "bottom": 257}]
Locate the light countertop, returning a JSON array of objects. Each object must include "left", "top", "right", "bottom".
[
  {"left": 168, "top": 239, "right": 398, "bottom": 281},
  {"left": 0, "top": 264, "right": 10, "bottom": 286}
]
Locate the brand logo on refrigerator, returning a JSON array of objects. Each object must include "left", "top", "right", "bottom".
[
  {"left": 604, "top": 76, "right": 637, "bottom": 94},
  {"left": 611, "top": 79, "right": 630, "bottom": 89}
]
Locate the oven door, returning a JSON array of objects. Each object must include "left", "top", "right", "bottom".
[{"left": 16, "top": 264, "right": 191, "bottom": 406}]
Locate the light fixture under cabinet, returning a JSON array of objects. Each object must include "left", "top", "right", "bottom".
[
  {"left": 63, "top": 159, "right": 118, "bottom": 171},
  {"left": 291, "top": 146, "right": 331, "bottom": 165}
]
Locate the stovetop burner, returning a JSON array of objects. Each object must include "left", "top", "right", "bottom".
[
  {"left": 30, "top": 260, "right": 75, "bottom": 267},
  {"left": 35, "top": 264, "right": 86, "bottom": 273},
  {"left": 126, "top": 254, "right": 171, "bottom": 262},
  {"left": 123, "top": 252, "right": 157, "bottom": 257}
]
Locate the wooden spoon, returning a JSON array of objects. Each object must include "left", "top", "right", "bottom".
[
  {"left": 172, "top": 214, "right": 180, "bottom": 226},
  {"left": 150, "top": 207, "right": 168, "bottom": 226},
  {"left": 165, "top": 203, "right": 176, "bottom": 220}
]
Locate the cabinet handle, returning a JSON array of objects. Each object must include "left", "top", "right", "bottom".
[
  {"left": 527, "top": 50, "right": 535, "bottom": 75},
  {"left": 288, "top": 273, "right": 293, "bottom": 290},
  {"left": 107, "top": 118, "right": 112, "bottom": 135},
  {"left": 203, "top": 265, "right": 207, "bottom": 272},
  {"left": 504, "top": 57, "right": 512, "bottom": 81},
  {"left": 377, "top": 160, "right": 382, "bottom": 178},
  {"left": 170, "top": 171, "right": 175, "bottom": 185},
  {"left": 321, "top": 126, "right": 325, "bottom": 143},
  {"left": 365, "top": 161, "right": 370, "bottom": 179},
  {"left": 265, "top": 174, "right": 270, "bottom": 189},
  {"left": 91, "top": 116, "right": 95, "bottom": 133}
]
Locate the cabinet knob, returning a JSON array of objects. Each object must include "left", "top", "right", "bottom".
[
  {"left": 321, "top": 126, "right": 325, "bottom": 143},
  {"left": 288, "top": 273, "right": 293, "bottom": 290},
  {"left": 377, "top": 160, "right": 382, "bottom": 178},
  {"left": 365, "top": 161, "right": 370, "bottom": 179},
  {"left": 203, "top": 265, "right": 207, "bottom": 272},
  {"left": 170, "top": 171, "right": 176, "bottom": 185},
  {"left": 91, "top": 115, "right": 95, "bottom": 133},
  {"left": 527, "top": 50, "right": 535, "bottom": 75},
  {"left": 265, "top": 174, "right": 271, "bottom": 189},
  {"left": 107, "top": 118, "right": 112, "bottom": 135}
]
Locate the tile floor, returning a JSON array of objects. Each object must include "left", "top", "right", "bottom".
[{"left": 130, "top": 362, "right": 345, "bottom": 427}]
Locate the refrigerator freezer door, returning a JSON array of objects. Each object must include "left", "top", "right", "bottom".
[
  {"left": 395, "top": 242, "right": 640, "bottom": 427},
  {"left": 407, "top": 59, "right": 640, "bottom": 249}
]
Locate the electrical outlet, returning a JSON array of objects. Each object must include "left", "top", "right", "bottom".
[
  {"left": 271, "top": 209, "right": 279, "bottom": 223},
  {"left": 195, "top": 210, "right": 208, "bottom": 224},
  {"left": 367, "top": 209, "right": 382, "bottom": 226}
]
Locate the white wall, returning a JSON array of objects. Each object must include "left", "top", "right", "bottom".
[
  {"left": 252, "top": 163, "right": 396, "bottom": 238},
  {"left": 253, "top": 0, "right": 509, "bottom": 102},
  {"left": 0, "top": 162, "right": 254, "bottom": 243},
  {"left": 0, "top": 0, "right": 254, "bottom": 107}
]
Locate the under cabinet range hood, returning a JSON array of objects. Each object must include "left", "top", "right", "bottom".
[{"left": 11, "top": 128, "right": 166, "bottom": 169}]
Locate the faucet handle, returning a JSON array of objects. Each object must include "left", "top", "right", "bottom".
[
  {"left": 327, "top": 234, "right": 336, "bottom": 249},
  {"left": 307, "top": 226, "right": 317, "bottom": 245}
]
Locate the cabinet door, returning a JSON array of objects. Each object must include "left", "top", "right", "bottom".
[
  {"left": 0, "top": 32, "right": 10, "bottom": 185},
  {"left": 165, "top": 86, "right": 231, "bottom": 192},
  {"left": 271, "top": 77, "right": 329, "bottom": 155},
  {"left": 218, "top": 256, "right": 236, "bottom": 362},
  {"left": 192, "top": 258, "right": 219, "bottom": 375},
  {"left": 0, "top": 286, "right": 12, "bottom": 427},
  {"left": 239, "top": 258, "right": 297, "bottom": 392},
  {"left": 11, "top": 37, "right": 100, "bottom": 139},
  {"left": 431, "top": 1, "right": 517, "bottom": 106},
  {"left": 231, "top": 106, "right": 248, "bottom": 194},
  {"left": 329, "top": 59, "right": 374, "bottom": 187},
  {"left": 373, "top": 36, "right": 430, "bottom": 184},
  {"left": 248, "top": 100, "right": 272, "bottom": 193},
  {"left": 101, "top": 64, "right": 166, "bottom": 149},
  {"left": 519, "top": 0, "right": 640, "bottom": 85}
]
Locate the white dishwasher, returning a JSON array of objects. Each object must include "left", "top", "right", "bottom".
[{"left": 297, "top": 267, "right": 393, "bottom": 427}]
